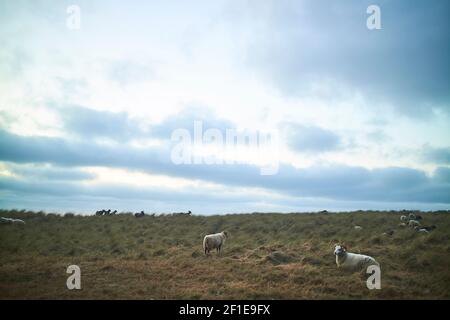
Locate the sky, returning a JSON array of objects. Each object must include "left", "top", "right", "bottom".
[{"left": 0, "top": 0, "right": 449, "bottom": 214}]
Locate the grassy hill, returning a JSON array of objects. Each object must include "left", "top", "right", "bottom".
[{"left": 1, "top": 209, "right": 449, "bottom": 299}]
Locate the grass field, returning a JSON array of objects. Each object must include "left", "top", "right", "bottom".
[{"left": 1, "top": 209, "right": 449, "bottom": 299}]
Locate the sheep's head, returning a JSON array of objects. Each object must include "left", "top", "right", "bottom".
[{"left": 334, "top": 245, "right": 347, "bottom": 256}]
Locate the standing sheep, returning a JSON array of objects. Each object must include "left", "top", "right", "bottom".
[
  {"left": 334, "top": 245, "right": 379, "bottom": 272},
  {"left": 203, "top": 231, "right": 228, "bottom": 256}
]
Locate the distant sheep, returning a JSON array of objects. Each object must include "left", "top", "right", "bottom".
[
  {"left": 0, "top": 217, "right": 25, "bottom": 225},
  {"left": 408, "top": 220, "right": 421, "bottom": 228},
  {"left": 135, "top": 211, "right": 145, "bottom": 218},
  {"left": 173, "top": 210, "right": 192, "bottom": 216},
  {"left": 418, "top": 225, "right": 436, "bottom": 232},
  {"left": 414, "top": 227, "right": 429, "bottom": 233},
  {"left": 400, "top": 215, "right": 408, "bottom": 222},
  {"left": 203, "top": 231, "right": 228, "bottom": 256},
  {"left": 408, "top": 213, "right": 416, "bottom": 220},
  {"left": 334, "top": 245, "right": 379, "bottom": 273},
  {"left": 354, "top": 226, "right": 363, "bottom": 230},
  {"left": 398, "top": 223, "right": 407, "bottom": 227}
]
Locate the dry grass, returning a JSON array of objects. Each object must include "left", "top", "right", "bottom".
[{"left": 1, "top": 209, "right": 449, "bottom": 299}]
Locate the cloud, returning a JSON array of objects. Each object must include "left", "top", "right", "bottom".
[
  {"left": 433, "top": 167, "right": 450, "bottom": 183},
  {"left": 54, "top": 105, "right": 235, "bottom": 143},
  {"left": 150, "top": 106, "right": 236, "bottom": 139},
  {"left": 233, "top": 0, "right": 450, "bottom": 117},
  {"left": 422, "top": 145, "right": 450, "bottom": 165},
  {"left": 282, "top": 123, "right": 341, "bottom": 153},
  {"left": 6, "top": 163, "right": 95, "bottom": 181},
  {"left": 1, "top": 129, "right": 449, "bottom": 204},
  {"left": 107, "top": 60, "right": 154, "bottom": 86},
  {"left": 60, "top": 105, "right": 143, "bottom": 141}
]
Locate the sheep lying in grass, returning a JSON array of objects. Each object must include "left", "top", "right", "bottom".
[
  {"left": 334, "top": 245, "right": 379, "bottom": 272},
  {"left": 203, "top": 231, "right": 228, "bottom": 256},
  {"left": 0, "top": 217, "right": 25, "bottom": 225},
  {"left": 415, "top": 227, "right": 429, "bottom": 233},
  {"left": 414, "top": 225, "right": 436, "bottom": 233},
  {"left": 408, "top": 220, "right": 421, "bottom": 228}
]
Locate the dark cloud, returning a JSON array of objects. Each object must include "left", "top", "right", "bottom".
[
  {"left": 60, "top": 105, "right": 143, "bottom": 141},
  {"left": 55, "top": 105, "right": 235, "bottom": 142},
  {"left": 1, "top": 129, "right": 449, "bottom": 205},
  {"left": 422, "top": 145, "right": 450, "bottom": 165},
  {"left": 234, "top": 0, "right": 450, "bottom": 117}
]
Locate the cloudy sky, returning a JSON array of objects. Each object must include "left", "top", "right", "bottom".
[{"left": 0, "top": 0, "right": 449, "bottom": 214}]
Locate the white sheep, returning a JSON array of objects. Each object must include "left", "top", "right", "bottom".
[
  {"left": 408, "top": 220, "right": 420, "bottom": 228},
  {"left": 354, "top": 226, "right": 363, "bottom": 230},
  {"left": 408, "top": 213, "right": 416, "bottom": 220},
  {"left": 398, "top": 222, "right": 407, "bottom": 227},
  {"left": 400, "top": 215, "right": 408, "bottom": 222},
  {"left": 203, "top": 231, "right": 228, "bottom": 256},
  {"left": 334, "top": 245, "right": 379, "bottom": 272},
  {"left": 0, "top": 217, "right": 25, "bottom": 224}
]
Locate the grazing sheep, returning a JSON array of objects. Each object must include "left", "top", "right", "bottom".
[
  {"left": 400, "top": 215, "right": 408, "bottom": 222},
  {"left": 334, "top": 245, "right": 379, "bottom": 273},
  {"left": 408, "top": 213, "right": 416, "bottom": 220},
  {"left": 398, "top": 223, "right": 407, "bottom": 227},
  {"left": 408, "top": 220, "right": 421, "bottom": 228},
  {"left": 203, "top": 231, "right": 228, "bottom": 256},
  {"left": 135, "top": 211, "right": 145, "bottom": 218},
  {"left": 95, "top": 210, "right": 104, "bottom": 216},
  {"left": 0, "top": 217, "right": 25, "bottom": 225},
  {"left": 354, "top": 226, "right": 363, "bottom": 230}
]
